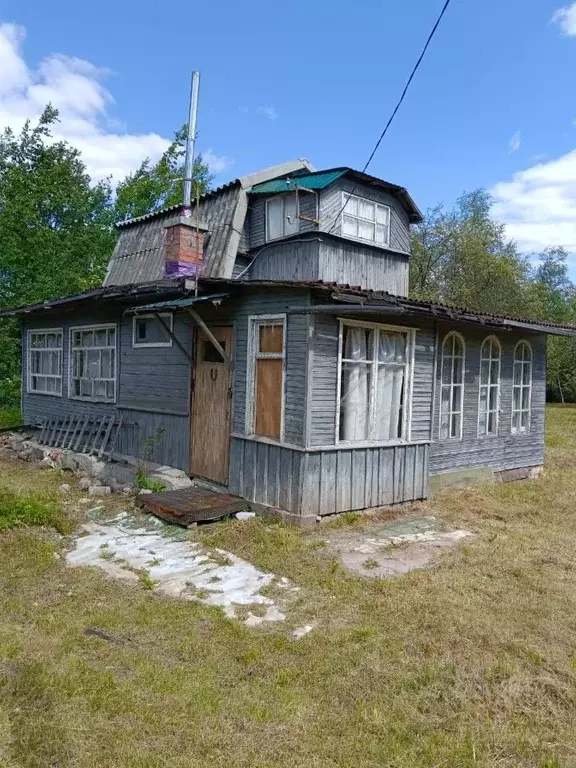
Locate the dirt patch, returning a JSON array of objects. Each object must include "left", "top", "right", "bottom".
[{"left": 321, "top": 515, "right": 472, "bottom": 577}]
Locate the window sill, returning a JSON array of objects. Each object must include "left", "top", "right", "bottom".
[
  {"left": 69, "top": 395, "right": 116, "bottom": 405},
  {"left": 26, "top": 390, "right": 63, "bottom": 398},
  {"left": 334, "top": 438, "right": 428, "bottom": 450},
  {"left": 131, "top": 342, "right": 173, "bottom": 349}
]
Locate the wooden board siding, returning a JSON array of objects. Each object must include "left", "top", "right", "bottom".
[
  {"left": 21, "top": 310, "right": 191, "bottom": 471},
  {"left": 248, "top": 193, "right": 318, "bottom": 251},
  {"left": 317, "top": 239, "right": 409, "bottom": 296},
  {"left": 300, "top": 443, "right": 429, "bottom": 516},
  {"left": 117, "top": 313, "right": 192, "bottom": 415},
  {"left": 429, "top": 326, "right": 547, "bottom": 475},
  {"left": 199, "top": 288, "right": 311, "bottom": 446},
  {"left": 307, "top": 313, "right": 436, "bottom": 447},
  {"left": 228, "top": 437, "right": 428, "bottom": 515},
  {"left": 229, "top": 437, "right": 303, "bottom": 512},
  {"left": 247, "top": 239, "right": 321, "bottom": 282},
  {"left": 319, "top": 179, "right": 411, "bottom": 255}
]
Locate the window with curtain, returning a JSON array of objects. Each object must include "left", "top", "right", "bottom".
[
  {"left": 70, "top": 325, "right": 116, "bottom": 402},
  {"left": 512, "top": 340, "right": 532, "bottom": 433},
  {"left": 478, "top": 336, "right": 501, "bottom": 437},
  {"left": 338, "top": 322, "right": 412, "bottom": 443},
  {"left": 266, "top": 195, "right": 298, "bottom": 241},
  {"left": 251, "top": 318, "right": 285, "bottom": 439},
  {"left": 440, "top": 332, "right": 465, "bottom": 440},
  {"left": 28, "top": 329, "right": 63, "bottom": 395},
  {"left": 341, "top": 192, "right": 390, "bottom": 246}
]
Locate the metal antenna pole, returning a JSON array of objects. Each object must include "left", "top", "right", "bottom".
[{"left": 183, "top": 71, "right": 200, "bottom": 212}]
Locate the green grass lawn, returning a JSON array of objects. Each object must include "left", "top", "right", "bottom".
[
  {"left": 1, "top": 407, "right": 576, "bottom": 767},
  {"left": 0, "top": 407, "right": 21, "bottom": 430}
]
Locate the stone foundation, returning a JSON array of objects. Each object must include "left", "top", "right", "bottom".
[
  {"left": 0, "top": 431, "right": 193, "bottom": 494},
  {"left": 430, "top": 464, "right": 544, "bottom": 494}
]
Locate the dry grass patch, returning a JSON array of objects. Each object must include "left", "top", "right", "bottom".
[{"left": 0, "top": 409, "right": 576, "bottom": 765}]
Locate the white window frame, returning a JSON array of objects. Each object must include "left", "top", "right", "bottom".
[
  {"left": 335, "top": 319, "right": 415, "bottom": 447},
  {"left": 265, "top": 195, "right": 299, "bottom": 242},
  {"left": 340, "top": 191, "right": 391, "bottom": 248},
  {"left": 477, "top": 335, "right": 501, "bottom": 438},
  {"left": 27, "top": 328, "right": 63, "bottom": 397},
  {"left": 69, "top": 324, "right": 117, "bottom": 403},
  {"left": 245, "top": 314, "right": 287, "bottom": 441},
  {"left": 132, "top": 313, "right": 173, "bottom": 348},
  {"left": 511, "top": 340, "right": 532, "bottom": 434},
  {"left": 439, "top": 331, "right": 466, "bottom": 441}
]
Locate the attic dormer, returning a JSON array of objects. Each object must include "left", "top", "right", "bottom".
[{"left": 242, "top": 168, "right": 422, "bottom": 296}]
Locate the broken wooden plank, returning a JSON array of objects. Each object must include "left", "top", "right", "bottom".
[{"left": 137, "top": 486, "right": 248, "bottom": 527}]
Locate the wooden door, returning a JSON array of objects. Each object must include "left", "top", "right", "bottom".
[{"left": 190, "top": 326, "right": 233, "bottom": 484}]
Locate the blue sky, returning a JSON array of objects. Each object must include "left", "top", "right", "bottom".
[{"left": 1, "top": 0, "right": 576, "bottom": 271}]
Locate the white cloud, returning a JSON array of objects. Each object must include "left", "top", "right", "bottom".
[
  {"left": 257, "top": 105, "right": 278, "bottom": 121},
  {"left": 491, "top": 150, "right": 576, "bottom": 252},
  {"left": 203, "top": 148, "right": 234, "bottom": 174},
  {"left": 552, "top": 2, "right": 576, "bottom": 35},
  {"left": 0, "top": 23, "right": 232, "bottom": 183},
  {"left": 508, "top": 131, "right": 522, "bottom": 153}
]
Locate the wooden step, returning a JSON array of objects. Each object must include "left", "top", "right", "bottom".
[{"left": 137, "top": 486, "right": 249, "bottom": 527}]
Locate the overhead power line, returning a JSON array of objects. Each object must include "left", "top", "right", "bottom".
[{"left": 328, "top": 0, "right": 453, "bottom": 234}]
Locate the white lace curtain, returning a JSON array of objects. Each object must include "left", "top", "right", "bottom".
[{"left": 339, "top": 326, "right": 407, "bottom": 442}]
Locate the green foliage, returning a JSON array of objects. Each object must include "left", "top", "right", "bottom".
[
  {"left": 135, "top": 472, "right": 166, "bottom": 493},
  {"left": 411, "top": 192, "right": 576, "bottom": 402},
  {"left": 0, "top": 488, "right": 71, "bottom": 533},
  {"left": 114, "top": 124, "right": 213, "bottom": 221},
  {"left": 0, "top": 407, "right": 22, "bottom": 429},
  {"left": 0, "top": 109, "right": 213, "bottom": 410}
]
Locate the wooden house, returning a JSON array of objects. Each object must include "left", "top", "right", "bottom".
[{"left": 4, "top": 159, "right": 576, "bottom": 524}]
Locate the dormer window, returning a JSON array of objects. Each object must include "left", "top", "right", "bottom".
[
  {"left": 341, "top": 192, "right": 390, "bottom": 247},
  {"left": 266, "top": 195, "right": 298, "bottom": 241}
]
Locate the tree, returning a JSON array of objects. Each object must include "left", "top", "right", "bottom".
[
  {"left": 114, "top": 125, "right": 213, "bottom": 222},
  {"left": 0, "top": 106, "right": 117, "bottom": 404},
  {"left": 410, "top": 190, "right": 534, "bottom": 318},
  {"left": 529, "top": 248, "right": 576, "bottom": 402}
]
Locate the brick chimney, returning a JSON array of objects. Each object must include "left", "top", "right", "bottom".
[{"left": 163, "top": 216, "right": 208, "bottom": 279}]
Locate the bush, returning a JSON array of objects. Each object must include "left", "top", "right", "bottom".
[
  {"left": 0, "top": 489, "right": 72, "bottom": 534},
  {"left": 0, "top": 407, "right": 22, "bottom": 429}
]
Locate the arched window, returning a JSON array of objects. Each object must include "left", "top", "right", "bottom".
[
  {"left": 440, "top": 332, "right": 465, "bottom": 440},
  {"left": 478, "top": 336, "right": 501, "bottom": 437},
  {"left": 512, "top": 340, "right": 532, "bottom": 433}
]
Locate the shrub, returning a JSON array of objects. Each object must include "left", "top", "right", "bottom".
[{"left": 0, "top": 489, "right": 72, "bottom": 534}]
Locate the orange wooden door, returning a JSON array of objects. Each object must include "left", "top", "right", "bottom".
[{"left": 190, "top": 326, "right": 233, "bottom": 484}]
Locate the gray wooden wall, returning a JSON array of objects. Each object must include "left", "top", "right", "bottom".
[
  {"left": 307, "top": 313, "right": 436, "bottom": 447},
  {"left": 429, "top": 326, "right": 546, "bottom": 474},
  {"left": 247, "top": 192, "right": 318, "bottom": 250},
  {"left": 228, "top": 438, "right": 428, "bottom": 517},
  {"left": 21, "top": 309, "right": 191, "bottom": 470},
  {"left": 319, "top": 179, "right": 411, "bottom": 254}
]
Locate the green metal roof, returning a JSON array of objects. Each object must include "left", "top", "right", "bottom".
[{"left": 249, "top": 169, "right": 347, "bottom": 194}]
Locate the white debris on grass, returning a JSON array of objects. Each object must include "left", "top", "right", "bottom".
[
  {"left": 66, "top": 516, "right": 293, "bottom": 626},
  {"left": 235, "top": 511, "right": 256, "bottom": 521},
  {"left": 292, "top": 623, "right": 317, "bottom": 640}
]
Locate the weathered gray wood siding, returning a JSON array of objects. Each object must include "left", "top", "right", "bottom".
[
  {"left": 228, "top": 439, "right": 428, "bottom": 516},
  {"left": 319, "top": 179, "right": 411, "bottom": 254},
  {"left": 429, "top": 327, "right": 546, "bottom": 474},
  {"left": 300, "top": 443, "right": 429, "bottom": 515},
  {"left": 307, "top": 313, "right": 436, "bottom": 447},
  {"left": 248, "top": 193, "right": 318, "bottom": 250},
  {"left": 246, "top": 239, "right": 321, "bottom": 281},
  {"left": 317, "top": 238, "right": 408, "bottom": 295},
  {"left": 245, "top": 235, "right": 408, "bottom": 296},
  {"left": 117, "top": 313, "right": 192, "bottom": 416},
  {"left": 228, "top": 437, "right": 304, "bottom": 512},
  {"left": 197, "top": 286, "right": 312, "bottom": 446},
  {"left": 21, "top": 310, "right": 191, "bottom": 470}
]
